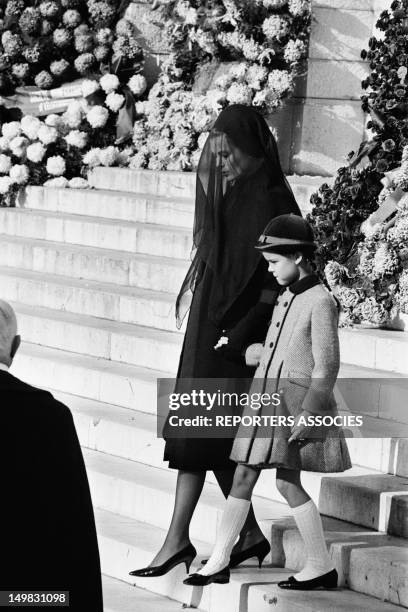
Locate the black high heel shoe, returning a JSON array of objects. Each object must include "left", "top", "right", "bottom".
[
  {"left": 278, "top": 568, "right": 338, "bottom": 590},
  {"left": 183, "top": 566, "right": 230, "bottom": 586},
  {"left": 201, "top": 538, "right": 271, "bottom": 569},
  {"left": 129, "top": 543, "right": 197, "bottom": 578}
]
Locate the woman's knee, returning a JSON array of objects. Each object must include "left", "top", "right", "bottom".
[{"left": 232, "top": 465, "right": 258, "bottom": 492}]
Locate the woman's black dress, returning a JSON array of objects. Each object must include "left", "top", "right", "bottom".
[{"left": 163, "top": 105, "right": 301, "bottom": 471}]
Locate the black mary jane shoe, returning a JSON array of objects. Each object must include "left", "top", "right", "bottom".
[
  {"left": 278, "top": 568, "right": 338, "bottom": 590},
  {"left": 183, "top": 566, "right": 230, "bottom": 586},
  {"left": 129, "top": 543, "right": 197, "bottom": 578},
  {"left": 201, "top": 538, "right": 271, "bottom": 569}
]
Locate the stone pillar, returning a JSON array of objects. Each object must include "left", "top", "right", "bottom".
[{"left": 288, "top": 0, "right": 375, "bottom": 176}]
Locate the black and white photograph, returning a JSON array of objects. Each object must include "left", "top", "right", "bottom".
[{"left": 0, "top": 0, "right": 407, "bottom": 610}]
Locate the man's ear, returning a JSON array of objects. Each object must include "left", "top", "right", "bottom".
[
  {"left": 10, "top": 334, "right": 21, "bottom": 361},
  {"left": 293, "top": 251, "right": 303, "bottom": 265}
]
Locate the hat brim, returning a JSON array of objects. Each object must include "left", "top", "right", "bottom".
[{"left": 255, "top": 236, "right": 315, "bottom": 251}]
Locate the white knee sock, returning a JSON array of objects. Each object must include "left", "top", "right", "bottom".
[
  {"left": 291, "top": 498, "right": 335, "bottom": 581},
  {"left": 197, "top": 496, "right": 251, "bottom": 576}
]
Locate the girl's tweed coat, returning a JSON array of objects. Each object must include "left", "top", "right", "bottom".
[{"left": 230, "top": 275, "right": 352, "bottom": 472}]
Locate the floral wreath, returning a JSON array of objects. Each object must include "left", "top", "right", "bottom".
[{"left": 127, "top": 0, "right": 312, "bottom": 172}]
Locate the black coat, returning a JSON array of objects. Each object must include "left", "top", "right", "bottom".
[
  {"left": 0, "top": 370, "right": 103, "bottom": 612},
  {"left": 163, "top": 263, "right": 279, "bottom": 471}
]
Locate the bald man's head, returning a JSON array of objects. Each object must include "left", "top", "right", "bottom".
[{"left": 0, "top": 300, "right": 21, "bottom": 367}]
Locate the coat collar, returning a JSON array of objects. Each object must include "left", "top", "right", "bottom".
[{"left": 288, "top": 274, "right": 320, "bottom": 295}]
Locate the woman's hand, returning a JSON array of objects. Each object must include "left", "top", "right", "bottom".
[
  {"left": 245, "top": 343, "right": 263, "bottom": 367},
  {"left": 288, "top": 410, "right": 315, "bottom": 443},
  {"left": 214, "top": 336, "right": 229, "bottom": 350}
]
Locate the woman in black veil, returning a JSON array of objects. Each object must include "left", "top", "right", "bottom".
[{"left": 130, "top": 105, "right": 302, "bottom": 576}]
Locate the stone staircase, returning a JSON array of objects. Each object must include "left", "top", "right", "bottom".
[{"left": 0, "top": 168, "right": 407, "bottom": 611}]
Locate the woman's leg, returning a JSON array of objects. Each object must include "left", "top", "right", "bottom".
[
  {"left": 214, "top": 468, "right": 266, "bottom": 552},
  {"left": 149, "top": 470, "right": 206, "bottom": 566},
  {"left": 276, "top": 468, "right": 335, "bottom": 581},
  {"left": 198, "top": 465, "right": 260, "bottom": 576}
]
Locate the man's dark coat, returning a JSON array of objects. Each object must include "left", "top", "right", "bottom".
[{"left": 0, "top": 370, "right": 103, "bottom": 611}]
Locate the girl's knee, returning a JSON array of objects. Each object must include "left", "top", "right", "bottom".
[{"left": 276, "top": 470, "right": 301, "bottom": 501}]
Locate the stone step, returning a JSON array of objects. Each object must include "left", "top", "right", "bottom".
[
  {"left": 96, "top": 509, "right": 213, "bottom": 606},
  {"left": 265, "top": 513, "right": 408, "bottom": 589},
  {"left": 66, "top": 392, "right": 408, "bottom": 479},
  {"left": 349, "top": 546, "right": 408, "bottom": 608},
  {"left": 248, "top": 582, "right": 405, "bottom": 612},
  {"left": 97, "top": 509, "right": 406, "bottom": 611},
  {"left": 16, "top": 303, "right": 408, "bottom": 386},
  {"left": 13, "top": 303, "right": 182, "bottom": 372},
  {"left": 0, "top": 235, "right": 188, "bottom": 294},
  {"left": 61, "top": 388, "right": 386, "bottom": 511},
  {"left": 319, "top": 473, "right": 408, "bottom": 537},
  {"left": 314, "top": 0, "right": 373, "bottom": 9},
  {"left": 0, "top": 267, "right": 178, "bottom": 332},
  {"left": 89, "top": 167, "right": 197, "bottom": 199},
  {"left": 21, "top": 186, "right": 195, "bottom": 229},
  {"left": 87, "top": 168, "right": 326, "bottom": 213},
  {"left": 339, "top": 327, "right": 408, "bottom": 375},
  {"left": 0, "top": 208, "right": 193, "bottom": 260},
  {"left": 2, "top": 254, "right": 406, "bottom": 372},
  {"left": 102, "top": 575, "right": 188, "bottom": 612},
  {"left": 84, "top": 447, "right": 282, "bottom": 545},
  {"left": 12, "top": 342, "right": 166, "bottom": 413}
]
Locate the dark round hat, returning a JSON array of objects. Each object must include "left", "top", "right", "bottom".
[{"left": 255, "top": 214, "right": 315, "bottom": 251}]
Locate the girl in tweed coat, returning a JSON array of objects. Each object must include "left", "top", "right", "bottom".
[{"left": 184, "top": 215, "right": 351, "bottom": 591}]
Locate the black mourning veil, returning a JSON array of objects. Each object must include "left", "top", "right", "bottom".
[{"left": 175, "top": 104, "right": 300, "bottom": 329}]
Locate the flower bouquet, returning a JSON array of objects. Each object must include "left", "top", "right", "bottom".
[{"left": 0, "top": 1, "right": 142, "bottom": 93}]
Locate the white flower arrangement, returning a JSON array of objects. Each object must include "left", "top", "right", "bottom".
[
  {"left": 9, "top": 136, "right": 28, "bottom": 157},
  {"left": 2, "top": 122, "right": 22, "bottom": 140},
  {"left": 262, "top": 15, "right": 289, "bottom": 41},
  {"left": 0, "top": 176, "right": 13, "bottom": 194},
  {"left": 284, "top": 39, "right": 307, "bottom": 63},
  {"left": 100, "top": 73, "right": 120, "bottom": 93},
  {"left": 44, "top": 177, "right": 69, "bottom": 188},
  {"left": 69, "top": 177, "right": 89, "bottom": 189},
  {"left": 83, "top": 148, "right": 102, "bottom": 167},
  {"left": 0, "top": 137, "right": 10, "bottom": 152},
  {"left": 99, "top": 146, "right": 120, "bottom": 166},
  {"left": 21, "top": 116, "right": 42, "bottom": 140},
  {"left": 128, "top": 74, "right": 147, "bottom": 96},
  {"left": 86, "top": 105, "right": 109, "bottom": 128},
  {"left": 65, "top": 130, "right": 88, "bottom": 149},
  {"left": 46, "top": 155, "right": 66, "bottom": 176},
  {"left": 38, "top": 125, "right": 58, "bottom": 145},
  {"left": 226, "top": 82, "right": 253, "bottom": 105},
  {"left": 129, "top": 149, "right": 148, "bottom": 169},
  {"left": 63, "top": 101, "right": 84, "bottom": 129},
  {"left": 106, "top": 92, "right": 125, "bottom": 112},
  {"left": 9, "top": 164, "right": 29, "bottom": 185},
  {"left": 26, "top": 142, "right": 47, "bottom": 163},
  {"left": 45, "top": 114, "right": 64, "bottom": 128},
  {"left": 82, "top": 79, "right": 101, "bottom": 97},
  {"left": 267, "top": 69, "right": 294, "bottom": 97},
  {"left": 0, "top": 154, "right": 12, "bottom": 174},
  {"left": 288, "top": 0, "right": 310, "bottom": 16}
]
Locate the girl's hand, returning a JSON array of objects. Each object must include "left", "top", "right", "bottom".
[
  {"left": 245, "top": 343, "right": 263, "bottom": 366},
  {"left": 288, "top": 410, "right": 315, "bottom": 443}
]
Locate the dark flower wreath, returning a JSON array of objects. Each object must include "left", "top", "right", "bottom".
[
  {"left": 308, "top": 0, "right": 408, "bottom": 275},
  {"left": 0, "top": 0, "right": 142, "bottom": 94}
]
